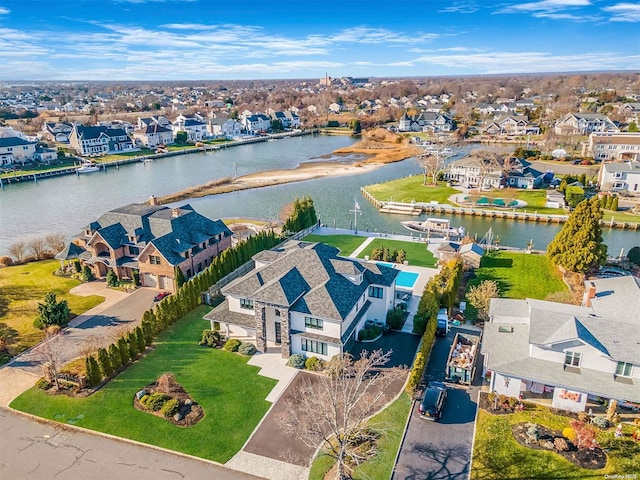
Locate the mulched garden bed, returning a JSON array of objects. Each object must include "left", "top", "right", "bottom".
[
  {"left": 133, "top": 378, "right": 204, "bottom": 427},
  {"left": 511, "top": 423, "right": 607, "bottom": 470}
]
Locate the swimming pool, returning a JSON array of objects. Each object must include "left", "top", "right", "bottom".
[
  {"left": 376, "top": 262, "right": 395, "bottom": 268},
  {"left": 396, "top": 271, "right": 419, "bottom": 289}
]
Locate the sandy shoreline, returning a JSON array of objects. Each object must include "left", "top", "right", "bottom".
[
  {"left": 156, "top": 128, "right": 419, "bottom": 205},
  {"left": 156, "top": 160, "right": 384, "bottom": 204}
]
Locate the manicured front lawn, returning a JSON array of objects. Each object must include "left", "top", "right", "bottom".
[
  {"left": 357, "top": 238, "right": 437, "bottom": 268},
  {"left": 303, "top": 234, "right": 367, "bottom": 256},
  {"left": 10, "top": 306, "right": 277, "bottom": 463},
  {"left": 471, "top": 407, "right": 640, "bottom": 479},
  {"left": 0, "top": 260, "right": 104, "bottom": 354},
  {"left": 365, "top": 177, "right": 459, "bottom": 205},
  {"left": 468, "top": 251, "right": 567, "bottom": 300},
  {"left": 309, "top": 392, "right": 412, "bottom": 480}
]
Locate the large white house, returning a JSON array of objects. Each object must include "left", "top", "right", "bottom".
[
  {"left": 0, "top": 137, "right": 38, "bottom": 165},
  {"left": 597, "top": 160, "right": 640, "bottom": 194},
  {"left": 205, "top": 241, "right": 398, "bottom": 359},
  {"left": 69, "top": 125, "right": 137, "bottom": 156},
  {"left": 482, "top": 276, "right": 640, "bottom": 413},
  {"left": 583, "top": 132, "right": 640, "bottom": 162},
  {"left": 553, "top": 113, "right": 618, "bottom": 135}
]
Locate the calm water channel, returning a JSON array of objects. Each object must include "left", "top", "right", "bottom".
[{"left": 0, "top": 134, "right": 636, "bottom": 256}]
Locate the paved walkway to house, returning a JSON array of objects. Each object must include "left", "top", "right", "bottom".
[{"left": 348, "top": 236, "right": 375, "bottom": 257}]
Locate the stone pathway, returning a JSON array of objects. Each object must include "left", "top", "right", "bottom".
[{"left": 348, "top": 236, "right": 375, "bottom": 258}]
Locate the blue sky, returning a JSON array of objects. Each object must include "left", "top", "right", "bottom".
[{"left": 0, "top": 0, "right": 638, "bottom": 80}]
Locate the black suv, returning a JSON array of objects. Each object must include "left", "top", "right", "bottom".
[{"left": 418, "top": 381, "right": 447, "bottom": 421}]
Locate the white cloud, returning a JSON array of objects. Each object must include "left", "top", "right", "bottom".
[
  {"left": 603, "top": 3, "right": 640, "bottom": 22},
  {"left": 439, "top": 3, "right": 479, "bottom": 14},
  {"left": 497, "top": 0, "right": 591, "bottom": 14},
  {"left": 0, "top": 7, "right": 10, "bottom": 14}
]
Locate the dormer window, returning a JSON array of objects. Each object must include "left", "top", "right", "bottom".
[
  {"left": 616, "top": 361, "right": 633, "bottom": 377},
  {"left": 564, "top": 351, "right": 581, "bottom": 367},
  {"left": 184, "top": 250, "right": 190, "bottom": 258}
]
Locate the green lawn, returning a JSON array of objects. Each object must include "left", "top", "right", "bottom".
[
  {"left": 309, "top": 392, "right": 412, "bottom": 480},
  {"left": 357, "top": 238, "right": 437, "bottom": 268},
  {"left": 471, "top": 407, "right": 640, "bottom": 479},
  {"left": 303, "top": 234, "right": 367, "bottom": 257},
  {"left": 0, "top": 158, "right": 78, "bottom": 178},
  {"left": 467, "top": 251, "right": 567, "bottom": 301},
  {"left": 10, "top": 306, "right": 277, "bottom": 463},
  {"left": 365, "top": 177, "right": 459, "bottom": 204},
  {"left": 0, "top": 260, "right": 104, "bottom": 354}
]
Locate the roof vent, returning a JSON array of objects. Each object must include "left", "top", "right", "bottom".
[{"left": 498, "top": 326, "right": 513, "bottom": 333}]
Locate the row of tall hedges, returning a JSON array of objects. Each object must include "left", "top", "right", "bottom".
[{"left": 406, "top": 259, "right": 463, "bottom": 395}]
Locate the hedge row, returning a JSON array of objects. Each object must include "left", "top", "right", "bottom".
[{"left": 406, "top": 259, "right": 463, "bottom": 395}]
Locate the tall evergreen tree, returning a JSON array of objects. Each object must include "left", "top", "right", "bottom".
[
  {"left": 108, "top": 342, "right": 123, "bottom": 369},
  {"left": 547, "top": 196, "right": 607, "bottom": 273},
  {"left": 97, "top": 347, "right": 113, "bottom": 378},
  {"left": 85, "top": 355, "right": 101, "bottom": 386},
  {"left": 117, "top": 337, "right": 130, "bottom": 365},
  {"left": 174, "top": 266, "right": 187, "bottom": 288},
  {"left": 135, "top": 326, "right": 146, "bottom": 353}
]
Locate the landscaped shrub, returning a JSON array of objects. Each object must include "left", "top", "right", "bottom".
[
  {"left": 85, "top": 355, "right": 101, "bottom": 386},
  {"left": 143, "top": 392, "right": 171, "bottom": 411},
  {"left": 386, "top": 306, "right": 405, "bottom": 330},
  {"left": 199, "top": 329, "right": 222, "bottom": 347},
  {"left": 305, "top": 356, "right": 322, "bottom": 371},
  {"left": 238, "top": 342, "right": 257, "bottom": 356},
  {"left": 289, "top": 353, "right": 306, "bottom": 369},
  {"left": 223, "top": 338, "right": 242, "bottom": 352},
  {"left": 36, "top": 378, "right": 52, "bottom": 390},
  {"left": 0, "top": 256, "right": 14, "bottom": 267},
  {"left": 554, "top": 437, "right": 570, "bottom": 451},
  {"left": 358, "top": 326, "right": 382, "bottom": 341},
  {"left": 592, "top": 416, "right": 610, "bottom": 429},
  {"left": 81, "top": 265, "right": 94, "bottom": 282},
  {"left": 526, "top": 422, "right": 540, "bottom": 442},
  {"left": 562, "top": 427, "right": 576, "bottom": 442},
  {"left": 160, "top": 398, "right": 180, "bottom": 418},
  {"left": 106, "top": 269, "right": 118, "bottom": 287}
]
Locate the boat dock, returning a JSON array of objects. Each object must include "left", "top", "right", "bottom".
[{"left": 360, "top": 187, "right": 640, "bottom": 231}]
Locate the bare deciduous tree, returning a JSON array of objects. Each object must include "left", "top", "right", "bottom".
[
  {"left": 27, "top": 237, "right": 48, "bottom": 260},
  {"left": 33, "top": 329, "right": 65, "bottom": 389},
  {"left": 78, "top": 335, "right": 101, "bottom": 360},
  {"left": 45, "top": 233, "right": 67, "bottom": 254},
  {"left": 8, "top": 241, "right": 28, "bottom": 263},
  {"left": 279, "top": 349, "right": 405, "bottom": 480}
]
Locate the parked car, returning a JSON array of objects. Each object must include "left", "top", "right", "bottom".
[
  {"left": 153, "top": 291, "right": 170, "bottom": 302},
  {"left": 418, "top": 381, "right": 447, "bottom": 421}
]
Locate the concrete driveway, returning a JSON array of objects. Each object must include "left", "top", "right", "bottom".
[
  {"left": 0, "top": 283, "right": 157, "bottom": 406},
  {"left": 392, "top": 325, "right": 483, "bottom": 480}
]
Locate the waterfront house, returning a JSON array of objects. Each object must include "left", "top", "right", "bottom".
[
  {"left": 398, "top": 111, "right": 454, "bottom": 133},
  {"left": 268, "top": 110, "right": 301, "bottom": 130},
  {"left": 205, "top": 241, "right": 398, "bottom": 359},
  {"left": 0, "top": 136, "right": 38, "bottom": 165},
  {"left": 445, "top": 155, "right": 505, "bottom": 189},
  {"left": 241, "top": 113, "right": 271, "bottom": 135},
  {"left": 436, "top": 241, "right": 484, "bottom": 269},
  {"left": 582, "top": 132, "right": 640, "bottom": 162},
  {"left": 41, "top": 122, "right": 74, "bottom": 143},
  {"left": 207, "top": 118, "right": 243, "bottom": 138},
  {"left": 481, "top": 276, "right": 640, "bottom": 413},
  {"left": 597, "top": 160, "right": 640, "bottom": 194},
  {"left": 171, "top": 117, "right": 207, "bottom": 141},
  {"left": 504, "top": 158, "right": 544, "bottom": 189},
  {"left": 137, "top": 115, "right": 171, "bottom": 130},
  {"left": 69, "top": 124, "right": 137, "bottom": 156},
  {"left": 132, "top": 123, "right": 174, "bottom": 148},
  {"left": 59, "top": 202, "right": 233, "bottom": 291},
  {"left": 553, "top": 113, "right": 619, "bottom": 135},
  {"left": 483, "top": 115, "right": 540, "bottom": 136}
]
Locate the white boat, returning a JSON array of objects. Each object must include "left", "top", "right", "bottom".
[
  {"left": 401, "top": 217, "right": 465, "bottom": 238},
  {"left": 141, "top": 158, "right": 154, "bottom": 164},
  {"left": 76, "top": 161, "right": 100, "bottom": 173}
]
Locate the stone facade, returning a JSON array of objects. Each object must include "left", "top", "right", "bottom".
[
  {"left": 255, "top": 303, "right": 267, "bottom": 353},
  {"left": 280, "top": 307, "right": 291, "bottom": 358}
]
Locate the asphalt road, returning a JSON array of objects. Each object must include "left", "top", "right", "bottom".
[
  {"left": 0, "top": 407, "right": 261, "bottom": 480},
  {"left": 392, "top": 325, "right": 483, "bottom": 480}
]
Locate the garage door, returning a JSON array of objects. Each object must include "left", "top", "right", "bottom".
[
  {"left": 143, "top": 273, "right": 157, "bottom": 288},
  {"left": 159, "top": 275, "right": 174, "bottom": 291}
]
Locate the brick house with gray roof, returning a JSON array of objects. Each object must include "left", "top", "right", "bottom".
[
  {"left": 482, "top": 276, "right": 640, "bottom": 412},
  {"left": 59, "top": 202, "right": 232, "bottom": 291},
  {"left": 205, "top": 241, "right": 398, "bottom": 359}
]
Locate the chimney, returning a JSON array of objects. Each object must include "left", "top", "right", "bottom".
[
  {"left": 584, "top": 282, "right": 597, "bottom": 307},
  {"left": 149, "top": 195, "right": 158, "bottom": 206},
  {"left": 171, "top": 207, "right": 181, "bottom": 218}
]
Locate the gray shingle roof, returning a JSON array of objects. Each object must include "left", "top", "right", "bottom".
[
  {"left": 0, "top": 137, "right": 35, "bottom": 147},
  {"left": 223, "top": 242, "right": 397, "bottom": 320}
]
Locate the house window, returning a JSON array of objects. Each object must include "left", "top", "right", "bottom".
[
  {"left": 149, "top": 255, "right": 161, "bottom": 265},
  {"left": 275, "top": 309, "right": 281, "bottom": 317},
  {"left": 613, "top": 172, "right": 623, "bottom": 179},
  {"left": 184, "top": 250, "right": 190, "bottom": 258},
  {"left": 613, "top": 182, "right": 624, "bottom": 189},
  {"left": 305, "top": 316, "right": 323, "bottom": 330},
  {"left": 564, "top": 351, "right": 581, "bottom": 367},
  {"left": 240, "top": 298, "right": 254, "bottom": 310},
  {"left": 301, "top": 339, "right": 327, "bottom": 355},
  {"left": 616, "top": 361, "right": 633, "bottom": 377},
  {"left": 368, "top": 286, "right": 383, "bottom": 299}
]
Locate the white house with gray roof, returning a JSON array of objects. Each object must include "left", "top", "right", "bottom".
[
  {"left": 205, "top": 241, "right": 398, "bottom": 359},
  {"left": 482, "top": 276, "right": 640, "bottom": 412},
  {"left": 597, "top": 160, "right": 640, "bottom": 194}
]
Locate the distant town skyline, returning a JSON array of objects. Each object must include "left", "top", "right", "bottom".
[{"left": 0, "top": 0, "right": 638, "bottom": 81}]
